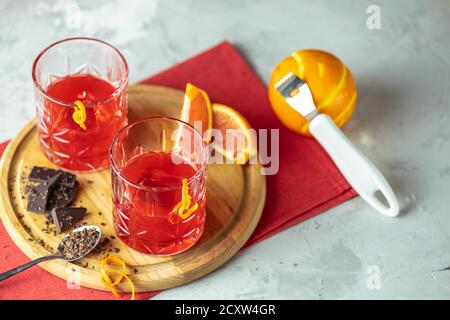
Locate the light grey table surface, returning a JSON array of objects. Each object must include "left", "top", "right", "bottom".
[{"left": 1, "top": 0, "right": 449, "bottom": 299}]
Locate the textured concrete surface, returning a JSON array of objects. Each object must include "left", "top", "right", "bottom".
[{"left": 1, "top": 0, "right": 450, "bottom": 299}]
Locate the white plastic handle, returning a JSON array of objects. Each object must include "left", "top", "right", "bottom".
[{"left": 309, "top": 114, "right": 399, "bottom": 217}]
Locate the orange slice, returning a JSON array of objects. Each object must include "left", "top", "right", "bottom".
[
  {"left": 211, "top": 103, "right": 255, "bottom": 164},
  {"left": 180, "top": 83, "right": 213, "bottom": 143}
]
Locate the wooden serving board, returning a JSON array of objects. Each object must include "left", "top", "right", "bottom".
[{"left": 0, "top": 84, "right": 266, "bottom": 292}]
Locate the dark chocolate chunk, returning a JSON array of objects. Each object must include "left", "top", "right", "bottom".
[
  {"left": 47, "top": 180, "right": 79, "bottom": 211},
  {"left": 28, "top": 167, "right": 59, "bottom": 183},
  {"left": 51, "top": 207, "right": 87, "bottom": 233},
  {"left": 59, "top": 171, "right": 76, "bottom": 188},
  {"left": 26, "top": 172, "right": 62, "bottom": 213},
  {"left": 28, "top": 166, "right": 76, "bottom": 187}
]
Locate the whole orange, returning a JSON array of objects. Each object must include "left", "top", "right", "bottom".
[{"left": 268, "top": 49, "right": 357, "bottom": 136}]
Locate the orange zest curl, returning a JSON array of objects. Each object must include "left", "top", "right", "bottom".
[
  {"left": 72, "top": 100, "right": 87, "bottom": 130},
  {"left": 99, "top": 254, "right": 135, "bottom": 300},
  {"left": 170, "top": 178, "right": 198, "bottom": 221}
]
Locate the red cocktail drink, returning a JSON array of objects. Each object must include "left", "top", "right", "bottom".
[
  {"left": 32, "top": 38, "right": 128, "bottom": 172},
  {"left": 110, "top": 117, "right": 208, "bottom": 255},
  {"left": 115, "top": 152, "right": 206, "bottom": 254}
]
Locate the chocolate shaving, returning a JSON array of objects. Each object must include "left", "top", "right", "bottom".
[{"left": 60, "top": 228, "right": 100, "bottom": 260}]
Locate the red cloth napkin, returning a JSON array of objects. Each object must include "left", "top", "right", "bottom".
[{"left": 0, "top": 41, "right": 355, "bottom": 300}]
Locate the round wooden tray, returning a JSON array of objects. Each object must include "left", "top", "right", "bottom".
[{"left": 0, "top": 84, "right": 266, "bottom": 292}]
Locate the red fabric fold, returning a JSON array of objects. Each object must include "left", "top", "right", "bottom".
[{"left": 0, "top": 41, "right": 355, "bottom": 300}]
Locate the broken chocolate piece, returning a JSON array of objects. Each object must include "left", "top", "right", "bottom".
[
  {"left": 28, "top": 166, "right": 59, "bottom": 183},
  {"left": 26, "top": 172, "right": 62, "bottom": 213},
  {"left": 51, "top": 207, "right": 87, "bottom": 233},
  {"left": 59, "top": 171, "right": 76, "bottom": 188},
  {"left": 47, "top": 180, "right": 79, "bottom": 211},
  {"left": 29, "top": 166, "right": 76, "bottom": 187}
]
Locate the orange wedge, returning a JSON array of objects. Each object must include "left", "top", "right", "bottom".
[
  {"left": 180, "top": 83, "right": 213, "bottom": 143},
  {"left": 211, "top": 103, "right": 255, "bottom": 164}
]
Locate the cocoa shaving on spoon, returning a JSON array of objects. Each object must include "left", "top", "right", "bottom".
[{"left": 60, "top": 228, "right": 100, "bottom": 260}]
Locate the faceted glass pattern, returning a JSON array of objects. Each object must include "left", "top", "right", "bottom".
[
  {"left": 109, "top": 117, "right": 208, "bottom": 255},
  {"left": 33, "top": 38, "right": 128, "bottom": 172}
]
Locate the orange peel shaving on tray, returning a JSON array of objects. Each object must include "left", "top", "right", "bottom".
[
  {"left": 169, "top": 178, "right": 198, "bottom": 222},
  {"left": 100, "top": 254, "right": 135, "bottom": 300},
  {"left": 72, "top": 100, "right": 87, "bottom": 130}
]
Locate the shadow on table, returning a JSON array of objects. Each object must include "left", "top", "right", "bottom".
[{"left": 343, "top": 77, "right": 417, "bottom": 217}]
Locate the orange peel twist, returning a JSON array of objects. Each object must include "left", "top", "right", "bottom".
[
  {"left": 99, "top": 254, "right": 135, "bottom": 300},
  {"left": 72, "top": 100, "right": 87, "bottom": 130},
  {"left": 170, "top": 178, "right": 199, "bottom": 221}
]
